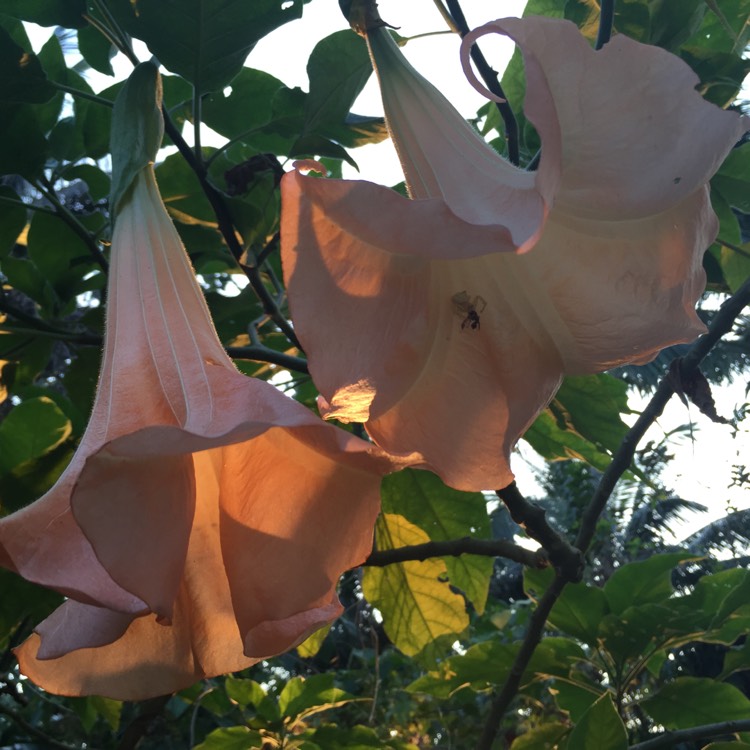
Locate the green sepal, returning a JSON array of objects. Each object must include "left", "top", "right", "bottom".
[{"left": 109, "top": 62, "right": 164, "bottom": 217}]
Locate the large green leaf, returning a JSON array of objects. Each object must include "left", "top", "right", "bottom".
[
  {"left": 278, "top": 674, "right": 361, "bottom": 723},
  {"left": 0, "top": 102, "right": 49, "bottom": 179},
  {"left": 224, "top": 677, "right": 280, "bottom": 723},
  {"left": 2, "top": 0, "right": 86, "bottom": 28},
  {"left": 27, "top": 209, "right": 100, "bottom": 303},
  {"left": 524, "top": 374, "right": 630, "bottom": 470},
  {"left": 304, "top": 30, "right": 371, "bottom": 134},
  {"left": 106, "top": 0, "right": 309, "bottom": 92},
  {"left": 192, "top": 726, "right": 263, "bottom": 750},
  {"left": 641, "top": 677, "right": 750, "bottom": 729},
  {"left": 510, "top": 723, "right": 569, "bottom": 750},
  {"left": 603, "top": 553, "right": 694, "bottom": 615},
  {"left": 362, "top": 513, "right": 468, "bottom": 659},
  {"left": 202, "top": 67, "right": 286, "bottom": 140},
  {"left": 0, "top": 397, "right": 71, "bottom": 473},
  {"left": 381, "top": 469, "right": 492, "bottom": 613},
  {"left": 0, "top": 25, "right": 55, "bottom": 103},
  {"left": 408, "top": 637, "right": 585, "bottom": 698},
  {"left": 565, "top": 693, "right": 628, "bottom": 750},
  {"left": 525, "top": 567, "right": 607, "bottom": 645}
]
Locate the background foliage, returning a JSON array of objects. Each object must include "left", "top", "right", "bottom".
[{"left": 1, "top": 0, "right": 750, "bottom": 748}]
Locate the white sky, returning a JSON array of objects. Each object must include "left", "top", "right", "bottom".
[{"left": 25, "top": 1, "right": 750, "bottom": 540}]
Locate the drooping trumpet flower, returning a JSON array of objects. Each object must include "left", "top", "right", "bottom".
[
  {"left": 281, "top": 12, "right": 748, "bottom": 491},
  {"left": 1, "top": 63, "right": 408, "bottom": 700}
]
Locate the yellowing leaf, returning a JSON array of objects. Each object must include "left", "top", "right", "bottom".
[{"left": 362, "top": 513, "right": 468, "bottom": 658}]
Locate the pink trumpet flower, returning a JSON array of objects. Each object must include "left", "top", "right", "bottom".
[
  {"left": 0, "top": 124, "right": 405, "bottom": 700},
  {"left": 281, "top": 15, "right": 749, "bottom": 491}
]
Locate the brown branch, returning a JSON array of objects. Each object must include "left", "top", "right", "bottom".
[
  {"left": 497, "top": 482, "right": 583, "bottom": 581},
  {"left": 575, "top": 274, "right": 750, "bottom": 554},
  {"left": 479, "top": 275, "right": 750, "bottom": 749},
  {"left": 477, "top": 572, "right": 567, "bottom": 749},
  {"left": 364, "top": 536, "right": 548, "bottom": 568},
  {"left": 629, "top": 718, "right": 750, "bottom": 750}
]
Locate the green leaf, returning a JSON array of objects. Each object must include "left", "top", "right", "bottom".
[
  {"left": 685, "top": 0, "right": 750, "bottom": 53},
  {"left": 650, "top": 0, "right": 707, "bottom": 49},
  {"left": 309, "top": 724, "right": 383, "bottom": 749},
  {"left": 549, "top": 679, "right": 602, "bottom": 723},
  {"left": 0, "top": 25, "right": 55, "bottom": 103},
  {"left": 296, "top": 623, "right": 331, "bottom": 659},
  {"left": 603, "top": 553, "right": 694, "bottom": 615},
  {"left": 362, "top": 513, "right": 468, "bottom": 659},
  {"left": 642, "top": 677, "right": 750, "bottom": 729},
  {"left": 0, "top": 569, "right": 62, "bottom": 651},
  {"left": 0, "top": 102, "right": 48, "bottom": 179},
  {"left": 69, "top": 695, "right": 122, "bottom": 733},
  {"left": 408, "top": 637, "right": 584, "bottom": 698},
  {"left": 2, "top": 0, "right": 86, "bottom": 28},
  {"left": 720, "top": 639, "right": 750, "bottom": 680},
  {"left": 381, "top": 469, "right": 492, "bottom": 613},
  {"left": 305, "top": 30, "right": 371, "bottom": 134},
  {"left": 107, "top": 0, "right": 308, "bottom": 93},
  {"left": 192, "top": 726, "right": 263, "bottom": 750},
  {"left": 0, "top": 397, "right": 71, "bottom": 473},
  {"left": 525, "top": 567, "right": 608, "bottom": 644},
  {"left": 278, "top": 674, "right": 360, "bottom": 723},
  {"left": 0, "top": 186, "right": 26, "bottom": 258},
  {"left": 224, "top": 677, "right": 280, "bottom": 723},
  {"left": 202, "top": 67, "right": 286, "bottom": 140},
  {"left": 510, "top": 722, "right": 569, "bottom": 750},
  {"left": 566, "top": 693, "right": 627, "bottom": 750},
  {"left": 27, "top": 209, "right": 100, "bottom": 302},
  {"left": 77, "top": 25, "right": 116, "bottom": 76},
  {"left": 408, "top": 640, "right": 519, "bottom": 698},
  {"left": 524, "top": 375, "right": 631, "bottom": 471}
]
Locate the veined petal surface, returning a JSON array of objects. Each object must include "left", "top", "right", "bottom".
[{"left": 282, "top": 16, "right": 749, "bottom": 491}]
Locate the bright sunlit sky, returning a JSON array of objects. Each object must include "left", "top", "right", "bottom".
[{"left": 25, "top": 1, "right": 749, "bottom": 540}]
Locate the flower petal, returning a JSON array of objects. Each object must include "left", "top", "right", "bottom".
[
  {"left": 16, "top": 475, "right": 255, "bottom": 699},
  {"left": 462, "top": 17, "right": 749, "bottom": 219},
  {"left": 367, "top": 25, "right": 560, "bottom": 250},
  {"left": 282, "top": 16, "right": 749, "bottom": 492}
]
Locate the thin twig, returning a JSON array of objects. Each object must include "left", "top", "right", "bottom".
[
  {"left": 575, "top": 274, "right": 750, "bottom": 554},
  {"left": 225, "top": 346, "right": 308, "bottom": 373},
  {"left": 441, "top": 0, "right": 520, "bottom": 166},
  {"left": 0, "top": 295, "right": 100, "bottom": 344},
  {"left": 478, "top": 276, "right": 750, "bottom": 749},
  {"left": 595, "top": 0, "right": 616, "bottom": 50},
  {"left": 49, "top": 81, "right": 114, "bottom": 107},
  {"left": 35, "top": 180, "right": 109, "bottom": 272},
  {"left": 160, "top": 109, "right": 302, "bottom": 349},
  {"left": 630, "top": 718, "right": 750, "bottom": 750},
  {"left": 364, "top": 536, "right": 548, "bottom": 568}
]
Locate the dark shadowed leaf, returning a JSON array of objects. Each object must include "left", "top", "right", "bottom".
[
  {"left": 642, "top": 677, "right": 750, "bottom": 729},
  {"left": 2, "top": 0, "right": 86, "bottom": 28},
  {"left": 566, "top": 693, "right": 628, "bottom": 750},
  {"left": 381, "top": 469, "right": 492, "bottom": 613},
  {"left": 106, "top": 0, "right": 309, "bottom": 92}
]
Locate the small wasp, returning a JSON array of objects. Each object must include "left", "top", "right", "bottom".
[{"left": 452, "top": 291, "right": 487, "bottom": 331}]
